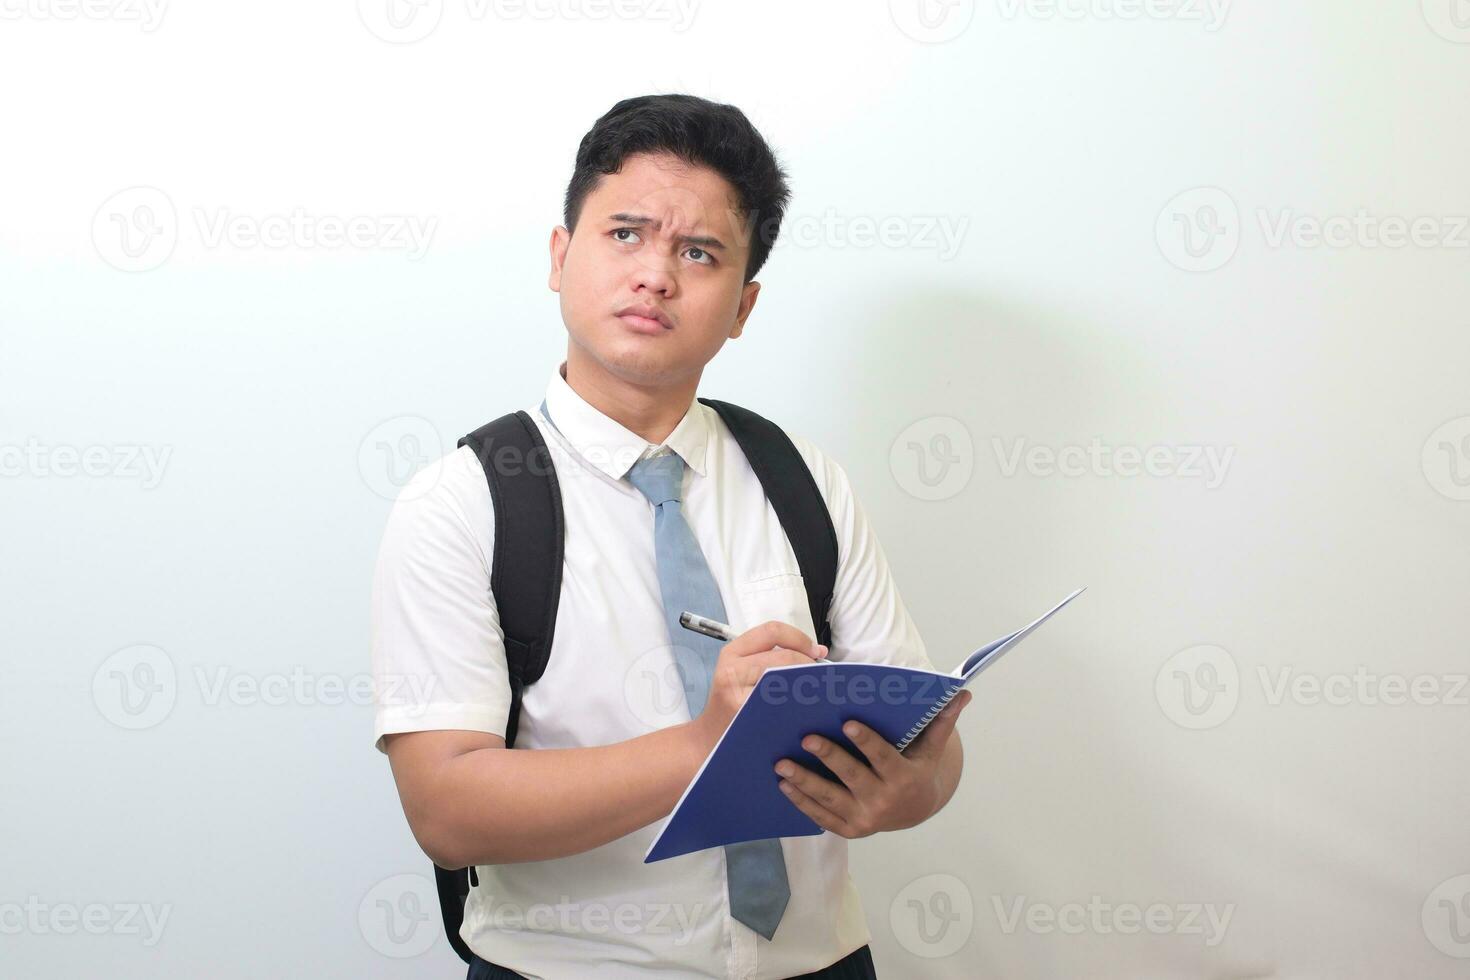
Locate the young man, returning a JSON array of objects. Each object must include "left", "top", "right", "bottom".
[{"left": 371, "top": 94, "right": 972, "bottom": 980}]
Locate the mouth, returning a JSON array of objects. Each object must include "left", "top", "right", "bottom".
[{"left": 615, "top": 305, "right": 673, "bottom": 333}]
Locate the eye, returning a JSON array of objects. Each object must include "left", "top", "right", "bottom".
[
  {"left": 611, "top": 228, "right": 641, "bottom": 244},
  {"left": 684, "top": 246, "right": 713, "bottom": 266}
]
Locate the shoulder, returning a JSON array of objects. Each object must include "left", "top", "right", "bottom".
[
  {"left": 778, "top": 425, "right": 857, "bottom": 518},
  {"left": 377, "top": 444, "right": 495, "bottom": 573}
]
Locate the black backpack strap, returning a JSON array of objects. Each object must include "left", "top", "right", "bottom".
[
  {"left": 431, "top": 409, "right": 565, "bottom": 965},
  {"left": 698, "top": 398, "right": 839, "bottom": 649},
  {"left": 457, "top": 409, "right": 565, "bottom": 747}
]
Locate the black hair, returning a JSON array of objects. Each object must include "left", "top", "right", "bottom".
[{"left": 563, "top": 94, "right": 792, "bottom": 282}]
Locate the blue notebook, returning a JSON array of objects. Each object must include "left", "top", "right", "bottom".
[{"left": 644, "top": 587, "right": 1086, "bottom": 862}]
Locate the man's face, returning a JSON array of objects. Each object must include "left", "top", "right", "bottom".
[{"left": 549, "top": 151, "right": 760, "bottom": 387}]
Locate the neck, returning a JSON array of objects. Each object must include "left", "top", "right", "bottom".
[{"left": 563, "top": 345, "right": 699, "bottom": 446}]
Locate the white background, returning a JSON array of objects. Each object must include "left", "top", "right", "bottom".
[{"left": 3, "top": 0, "right": 1469, "bottom": 977}]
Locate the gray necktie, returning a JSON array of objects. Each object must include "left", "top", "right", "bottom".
[{"left": 625, "top": 451, "right": 792, "bottom": 941}]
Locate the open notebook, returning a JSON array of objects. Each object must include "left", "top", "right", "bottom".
[{"left": 644, "top": 587, "right": 1086, "bottom": 862}]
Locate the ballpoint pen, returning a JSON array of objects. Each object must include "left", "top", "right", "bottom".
[{"left": 678, "top": 610, "right": 736, "bottom": 643}]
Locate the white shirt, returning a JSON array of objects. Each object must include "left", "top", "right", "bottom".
[{"left": 371, "top": 360, "right": 937, "bottom": 979}]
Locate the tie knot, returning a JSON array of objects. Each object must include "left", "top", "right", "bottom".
[{"left": 626, "top": 452, "right": 686, "bottom": 507}]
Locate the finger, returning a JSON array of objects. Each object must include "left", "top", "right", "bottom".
[
  {"left": 777, "top": 777, "right": 854, "bottom": 836},
  {"left": 837, "top": 720, "right": 904, "bottom": 776},
  {"left": 732, "top": 648, "right": 824, "bottom": 690},
  {"left": 725, "top": 620, "right": 825, "bottom": 660},
  {"left": 775, "top": 757, "right": 857, "bottom": 815},
  {"left": 906, "top": 690, "right": 972, "bottom": 760},
  {"left": 792, "top": 734, "right": 882, "bottom": 795}
]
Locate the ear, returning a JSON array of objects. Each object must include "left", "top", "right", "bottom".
[
  {"left": 730, "top": 280, "right": 760, "bottom": 339},
  {"left": 548, "top": 226, "right": 571, "bottom": 292}
]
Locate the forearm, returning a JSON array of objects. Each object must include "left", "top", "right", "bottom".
[{"left": 430, "top": 723, "right": 708, "bottom": 866}]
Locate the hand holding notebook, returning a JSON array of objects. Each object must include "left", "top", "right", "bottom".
[{"left": 645, "top": 587, "right": 1087, "bottom": 862}]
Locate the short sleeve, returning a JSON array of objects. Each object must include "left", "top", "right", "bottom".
[
  {"left": 370, "top": 446, "right": 512, "bottom": 753},
  {"left": 786, "top": 433, "right": 939, "bottom": 674}
]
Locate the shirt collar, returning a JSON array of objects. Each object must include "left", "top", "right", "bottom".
[{"left": 541, "top": 360, "right": 710, "bottom": 482}]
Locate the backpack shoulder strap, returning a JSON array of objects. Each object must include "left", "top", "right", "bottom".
[
  {"left": 697, "top": 397, "right": 839, "bottom": 649},
  {"left": 457, "top": 409, "right": 565, "bottom": 746},
  {"left": 433, "top": 408, "right": 564, "bottom": 965}
]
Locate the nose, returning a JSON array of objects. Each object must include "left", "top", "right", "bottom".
[{"left": 628, "top": 252, "right": 677, "bottom": 298}]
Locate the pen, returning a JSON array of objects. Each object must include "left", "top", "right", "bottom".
[{"left": 678, "top": 610, "right": 735, "bottom": 643}]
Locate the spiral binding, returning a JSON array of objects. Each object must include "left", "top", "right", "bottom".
[{"left": 895, "top": 682, "right": 964, "bottom": 751}]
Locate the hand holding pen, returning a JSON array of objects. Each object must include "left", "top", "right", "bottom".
[{"left": 677, "top": 610, "right": 827, "bottom": 749}]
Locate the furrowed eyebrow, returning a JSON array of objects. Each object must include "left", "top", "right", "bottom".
[{"left": 606, "top": 212, "right": 727, "bottom": 251}]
